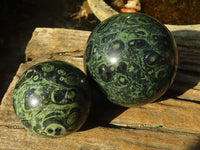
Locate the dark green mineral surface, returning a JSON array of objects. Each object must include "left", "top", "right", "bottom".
[
  {"left": 84, "top": 13, "right": 178, "bottom": 107},
  {"left": 13, "top": 61, "right": 91, "bottom": 138}
]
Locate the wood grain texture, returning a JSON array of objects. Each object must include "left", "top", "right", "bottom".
[
  {"left": 87, "top": 0, "right": 118, "bottom": 21},
  {"left": 1, "top": 25, "right": 200, "bottom": 150}
]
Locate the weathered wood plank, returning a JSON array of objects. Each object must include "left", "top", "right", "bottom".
[
  {"left": 1, "top": 26, "right": 200, "bottom": 150},
  {"left": 0, "top": 122, "right": 199, "bottom": 150},
  {"left": 25, "top": 28, "right": 90, "bottom": 63}
]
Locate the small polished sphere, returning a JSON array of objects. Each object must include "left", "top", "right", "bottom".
[
  {"left": 84, "top": 13, "right": 178, "bottom": 107},
  {"left": 13, "top": 61, "right": 91, "bottom": 138}
]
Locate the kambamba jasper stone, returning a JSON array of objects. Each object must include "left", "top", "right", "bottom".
[
  {"left": 84, "top": 13, "right": 178, "bottom": 107},
  {"left": 13, "top": 61, "right": 91, "bottom": 138}
]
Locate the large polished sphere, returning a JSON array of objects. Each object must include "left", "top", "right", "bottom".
[
  {"left": 84, "top": 13, "right": 178, "bottom": 107},
  {"left": 13, "top": 61, "right": 91, "bottom": 138}
]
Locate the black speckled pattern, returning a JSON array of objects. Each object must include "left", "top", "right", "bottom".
[
  {"left": 84, "top": 13, "right": 178, "bottom": 107},
  {"left": 13, "top": 61, "right": 91, "bottom": 138}
]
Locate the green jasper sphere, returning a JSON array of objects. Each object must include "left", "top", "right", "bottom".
[
  {"left": 84, "top": 13, "right": 178, "bottom": 107},
  {"left": 13, "top": 61, "right": 91, "bottom": 138}
]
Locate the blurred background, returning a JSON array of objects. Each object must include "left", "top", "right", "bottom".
[{"left": 0, "top": 0, "right": 199, "bottom": 101}]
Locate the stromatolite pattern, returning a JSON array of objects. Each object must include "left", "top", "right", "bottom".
[
  {"left": 84, "top": 13, "right": 178, "bottom": 107},
  {"left": 13, "top": 61, "right": 91, "bottom": 138}
]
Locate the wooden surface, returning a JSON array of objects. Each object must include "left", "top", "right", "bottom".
[
  {"left": 87, "top": 0, "right": 118, "bottom": 21},
  {"left": 1, "top": 25, "right": 200, "bottom": 150}
]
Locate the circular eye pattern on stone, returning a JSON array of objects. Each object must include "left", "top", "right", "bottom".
[
  {"left": 67, "top": 90, "right": 76, "bottom": 103},
  {"left": 84, "top": 13, "right": 178, "bottom": 107},
  {"left": 66, "top": 111, "right": 79, "bottom": 126},
  {"left": 98, "top": 64, "right": 113, "bottom": 82},
  {"left": 135, "top": 29, "right": 147, "bottom": 36},
  {"left": 57, "top": 69, "right": 66, "bottom": 76},
  {"left": 52, "top": 89, "right": 68, "bottom": 104},
  {"left": 118, "top": 76, "right": 128, "bottom": 85},
  {"left": 45, "top": 124, "right": 66, "bottom": 137},
  {"left": 128, "top": 39, "right": 149, "bottom": 49},
  {"left": 116, "top": 62, "right": 127, "bottom": 74},
  {"left": 108, "top": 40, "right": 124, "bottom": 56},
  {"left": 42, "top": 63, "right": 55, "bottom": 72},
  {"left": 144, "top": 51, "right": 161, "bottom": 66},
  {"left": 13, "top": 61, "right": 91, "bottom": 138}
]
